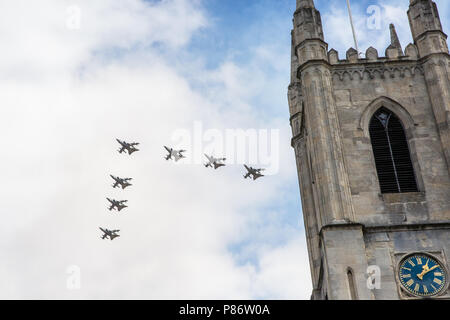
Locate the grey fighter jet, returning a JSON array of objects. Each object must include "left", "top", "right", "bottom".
[
  {"left": 164, "top": 146, "right": 186, "bottom": 162},
  {"left": 204, "top": 154, "right": 226, "bottom": 170},
  {"left": 243, "top": 165, "right": 265, "bottom": 180},
  {"left": 99, "top": 227, "right": 120, "bottom": 240},
  {"left": 110, "top": 175, "right": 133, "bottom": 189},
  {"left": 106, "top": 198, "right": 128, "bottom": 212},
  {"left": 116, "top": 139, "right": 140, "bottom": 155}
]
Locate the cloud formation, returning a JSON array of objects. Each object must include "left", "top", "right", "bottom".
[{"left": 0, "top": 0, "right": 310, "bottom": 299}]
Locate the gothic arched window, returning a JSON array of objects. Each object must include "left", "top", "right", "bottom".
[{"left": 369, "top": 108, "right": 418, "bottom": 194}]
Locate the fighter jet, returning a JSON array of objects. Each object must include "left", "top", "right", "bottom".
[
  {"left": 106, "top": 198, "right": 128, "bottom": 212},
  {"left": 116, "top": 139, "right": 140, "bottom": 155},
  {"left": 99, "top": 227, "right": 120, "bottom": 241},
  {"left": 243, "top": 165, "right": 265, "bottom": 180},
  {"left": 164, "top": 146, "right": 186, "bottom": 162},
  {"left": 110, "top": 175, "right": 133, "bottom": 190},
  {"left": 204, "top": 154, "right": 226, "bottom": 170}
]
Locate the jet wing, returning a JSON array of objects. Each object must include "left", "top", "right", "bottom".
[
  {"left": 116, "top": 139, "right": 127, "bottom": 148},
  {"left": 214, "top": 163, "right": 225, "bottom": 170}
]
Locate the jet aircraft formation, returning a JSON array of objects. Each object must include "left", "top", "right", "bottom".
[
  {"left": 100, "top": 139, "right": 266, "bottom": 241},
  {"left": 100, "top": 139, "right": 139, "bottom": 241},
  {"left": 164, "top": 146, "right": 264, "bottom": 178}
]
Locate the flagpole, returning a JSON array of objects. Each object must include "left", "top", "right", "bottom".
[{"left": 346, "top": 0, "right": 360, "bottom": 56}]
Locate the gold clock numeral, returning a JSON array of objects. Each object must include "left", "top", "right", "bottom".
[
  {"left": 409, "top": 260, "right": 416, "bottom": 267},
  {"left": 414, "top": 283, "right": 420, "bottom": 292},
  {"left": 416, "top": 257, "right": 422, "bottom": 265},
  {"left": 431, "top": 284, "right": 437, "bottom": 291},
  {"left": 434, "top": 272, "right": 443, "bottom": 277},
  {"left": 423, "top": 285, "right": 428, "bottom": 294},
  {"left": 406, "top": 279, "right": 415, "bottom": 287},
  {"left": 403, "top": 267, "right": 411, "bottom": 271},
  {"left": 401, "top": 274, "right": 411, "bottom": 279},
  {"left": 434, "top": 278, "right": 443, "bottom": 286}
]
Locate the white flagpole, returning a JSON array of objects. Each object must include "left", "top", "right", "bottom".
[{"left": 346, "top": 0, "right": 360, "bottom": 56}]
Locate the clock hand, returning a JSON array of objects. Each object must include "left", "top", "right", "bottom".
[
  {"left": 417, "top": 269, "right": 427, "bottom": 280},
  {"left": 417, "top": 264, "right": 439, "bottom": 280},
  {"left": 426, "top": 265, "right": 439, "bottom": 274},
  {"left": 417, "top": 263, "right": 430, "bottom": 280}
]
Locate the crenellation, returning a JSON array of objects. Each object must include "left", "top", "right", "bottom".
[
  {"left": 328, "top": 49, "right": 338, "bottom": 64},
  {"left": 346, "top": 48, "right": 358, "bottom": 63},
  {"left": 386, "top": 44, "right": 401, "bottom": 59},
  {"left": 405, "top": 43, "right": 419, "bottom": 59},
  {"left": 328, "top": 49, "right": 419, "bottom": 66},
  {"left": 366, "top": 47, "right": 378, "bottom": 61}
]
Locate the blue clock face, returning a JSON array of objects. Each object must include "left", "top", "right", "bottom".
[{"left": 399, "top": 254, "right": 447, "bottom": 297}]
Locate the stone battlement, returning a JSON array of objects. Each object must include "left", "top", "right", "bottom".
[{"left": 328, "top": 43, "right": 419, "bottom": 65}]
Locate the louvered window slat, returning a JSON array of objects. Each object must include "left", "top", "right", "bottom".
[{"left": 369, "top": 108, "right": 419, "bottom": 194}]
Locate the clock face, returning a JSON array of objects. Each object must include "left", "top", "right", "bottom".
[{"left": 399, "top": 254, "right": 447, "bottom": 297}]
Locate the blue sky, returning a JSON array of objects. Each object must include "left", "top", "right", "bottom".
[
  {"left": 1, "top": 0, "right": 449, "bottom": 299},
  {"left": 193, "top": 0, "right": 449, "bottom": 65},
  {"left": 187, "top": 0, "right": 293, "bottom": 67}
]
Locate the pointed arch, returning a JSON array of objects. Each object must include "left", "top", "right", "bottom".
[
  {"left": 369, "top": 108, "right": 419, "bottom": 193},
  {"left": 359, "top": 96, "right": 417, "bottom": 137},
  {"left": 346, "top": 267, "right": 358, "bottom": 300}
]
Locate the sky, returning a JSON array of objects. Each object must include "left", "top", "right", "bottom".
[{"left": 1, "top": 0, "right": 449, "bottom": 300}]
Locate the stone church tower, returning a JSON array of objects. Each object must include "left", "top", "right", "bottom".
[{"left": 288, "top": 0, "right": 450, "bottom": 299}]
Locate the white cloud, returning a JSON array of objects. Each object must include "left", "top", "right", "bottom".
[
  {"left": 251, "top": 236, "right": 311, "bottom": 299},
  {"left": 0, "top": 0, "right": 311, "bottom": 299},
  {"left": 0, "top": 0, "right": 207, "bottom": 81}
]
